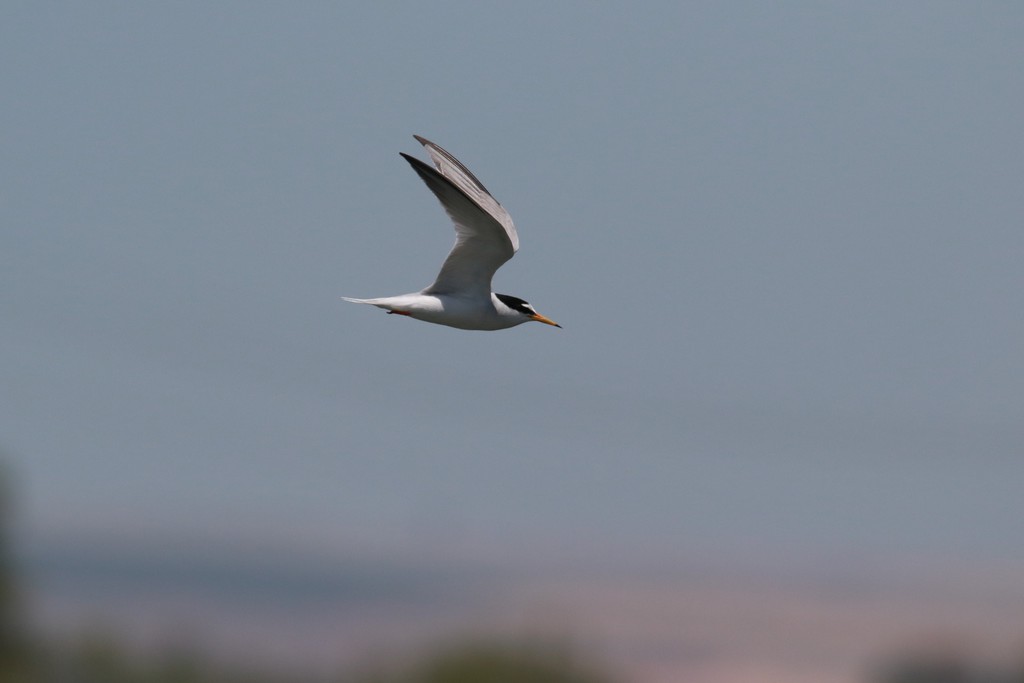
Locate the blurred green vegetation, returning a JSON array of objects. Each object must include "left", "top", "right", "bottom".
[
  {"left": 1, "top": 465, "right": 33, "bottom": 683},
  {"left": 4, "top": 459, "right": 1023, "bottom": 683},
  {"left": 872, "top": 653, "right": 1024, "bottom": 683},
  {"left": 378, "top": 640, "right": 616, "bottom": 683},
  {"left": 0, "top": 461, "right": 614, "bottom": 683},
  {"left": 13, "top": 634, "right": 615, "bottom": 683}
]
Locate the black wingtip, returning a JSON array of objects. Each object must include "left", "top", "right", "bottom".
[
  {"left": 399, "top": 151, "right": 432, "bottom": 173},
  {"left": 400, "top": 151, "right": 453, "bottom": 196}
]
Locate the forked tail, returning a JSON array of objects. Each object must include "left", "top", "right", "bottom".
[{"left": 341, "top": 296, "right": 397, "bottom": 311}]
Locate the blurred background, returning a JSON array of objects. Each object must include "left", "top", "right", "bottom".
[{"left": 2, "top": 2, "right": 1023, "bottom": 681}]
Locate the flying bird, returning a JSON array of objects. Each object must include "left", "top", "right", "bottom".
[{"left": 343, "top": 135, "right": 560, "bottom": 331}]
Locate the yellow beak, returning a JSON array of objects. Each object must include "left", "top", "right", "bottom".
[{"left": 531, "top": 313, "right": 562, "bottom": 328}]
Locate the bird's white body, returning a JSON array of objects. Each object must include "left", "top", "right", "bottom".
[
  {"left": 344, "top": 136, "right": 559, "bottom": 331},
  {"left": 342, "top": 293, "right": 530, "bottom": 331}
]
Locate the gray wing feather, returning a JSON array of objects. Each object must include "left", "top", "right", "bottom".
[
  {"left": 413, "top": 135, "right": 519, "bottom": 252},
  {"left": 402, "top": 137, "right": 519, "bottom": 297}
]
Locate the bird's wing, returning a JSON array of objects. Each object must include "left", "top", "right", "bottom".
[{"left": 402, "top": 136, "right": 519, "bottom": 298}]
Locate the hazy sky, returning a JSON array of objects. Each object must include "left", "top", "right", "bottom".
[{"left": 3, "top": 2, "right": 1022, "bottom": 571}]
